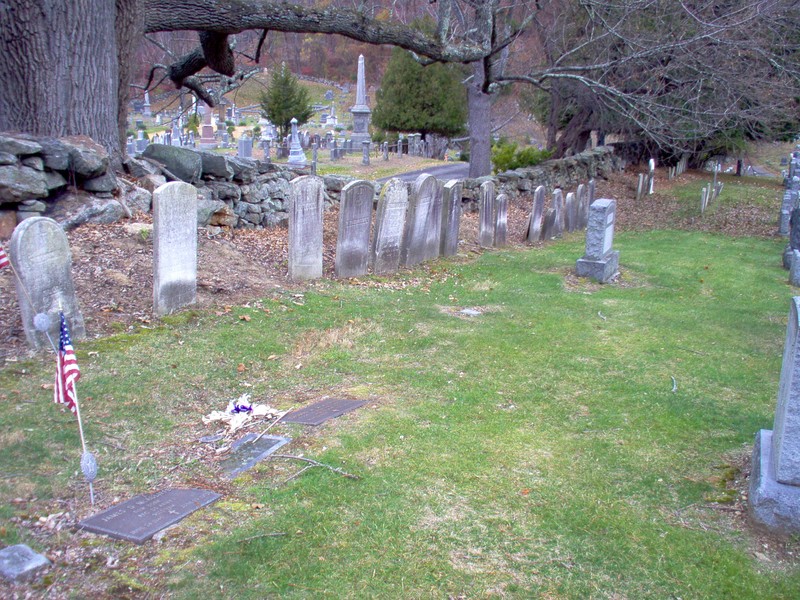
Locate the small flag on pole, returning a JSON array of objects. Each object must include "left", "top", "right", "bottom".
[
  {"left": 0, "top": 245, "right": 9, "bottom": 270},
  {"left": 55, "top": 312, "right": 80, "bottom": 414}
]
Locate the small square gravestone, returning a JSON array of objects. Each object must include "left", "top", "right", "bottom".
[
  {"left": 0, "top": 544, "right": 51, "bottom": 582},
  {"left": 78, "top": 488, "right": 221, "bottom": 544},
  {"left": 219, "top": 434, "right": 291, "bottom": 479},
  {"left": 283, "top": 398, "right": 367, "bottom": 426},
  {"left": 575, "top": 198, "right": 619, "bottom": 283}
]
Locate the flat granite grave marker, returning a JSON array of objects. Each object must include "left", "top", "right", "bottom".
[
  {"left": 526, "top": 185, "right": 545, "bottom": 243},
  {"left": 283, "top": 398, "right": 367, "bottom": 426},
  {"left": 78, "top": 488, "right": 221, "bottom": 544},
  {"left": 335, "top": 180, "right": 374, "bottom": 278},
  {"left": 371, "top": 178, "right": 408, "bottom": 274},
  {"left": 153, "top": 182, "right": 198, "bottom": 316},
  {"left": 575, "top": 198, "right": 619, "bottom": 283},
  {"left": 750, "top": 297, "right": 800, "bottom": 534},
  {"left": 288, "top": 175, "right": 324, "bottom": 281},
  {"left": 478, "top": 180, "right": 495, "bottom": 247},
  {"left": 220, "top": 433, "right": 291, "bottom": 479},
  {"left": 9, "top": 217, "right": 85, "bottom": 349},
  {"left": 401, "top": 174, "right": 441, "bottom": 266},
  {"left": 0, "top": 544, "right": 51, "bottom": 582},
  {"left": 440, "top": 179, "right": 462, "bottom": 257}
]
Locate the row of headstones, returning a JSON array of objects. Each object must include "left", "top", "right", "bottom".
[
  {"left": 701, "top": 181, "right": 724, "bottom": 214},
  {"left": 525, "top": 180, "right": 597, "bottom": 243},
  {"left": 666, "top": 154, "right": 690, "bottom": 180},
  {"left": 290, "top": 174, "right": 463, "bottom": 281},
  {"left": 635, "top": 159, "right": 656, "bottom": 201}
]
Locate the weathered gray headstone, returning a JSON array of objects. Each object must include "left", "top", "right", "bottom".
[
  {"left": 494, "top": 192, "right": 508, "bottom": 247},
  {"left": 371, "top": 178, "right": 408, "bottom": 274},
  {"left": 220, "top": 433, "right": 291, "bottom": 479},
  {"left": 791, "top": 251, "right": 800, "bottom": 286},
  {"left": 575, "top": 198, "right": 619, "bottom": 283},
  {"left": 401, "top": 174, "right": 441, "bottom": 266},
  {"left": 526, "top": 185, "right": 545, "bottom": 243},
  {"left": 440, "top": 179, "right": 462, "bottom": 257},
  {"left": 564, "top": 191, "right": 577, "bottom": 233},
  {"left": 588, "top": 179, "right": 596, "bottom": 205},
  {"left": 577, "top": 183, "right": 590, "bottom": 229},
  {"left": 749, "top": 297, "right": 800, "bottom": 534},
  {"left": 0, "top": 544, "right": 51, "bottom": 582},
  {"left": 541, "top": 207, "right": 557, "bottom": 241},
  {"left": 335, "top": 180, "right": 374, "bottom": 278},
  {"left": 647, "top": 158, "right": 656, "bottom": 194},
  {"left": 288, "top": 175, "right": 324, "bottom": 281},
  {"left": 78, "top": 488, "right": 220, "bottom": 544},
  {"left": 636, "top": 173, "right": 645, "bottom": 201},
  {"left": 153, "top": 182, "right": 197, "bottom": 316},
  {"left": 478, "top": 180, "right": 495, "bottom": 248},
  {"left": 10, "top": 217, "right": 85, "bottom": 349},
  {"left": 552, "top": 189, "right": 565, "bottom": 239},
  {"left": 362, "top": 141, "right": 370, "bottom": 166}
]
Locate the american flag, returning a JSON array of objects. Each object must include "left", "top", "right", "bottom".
[
  {"left": 55, "top": 312, "right": 80, "bottom": 413},
  {"left": 0, "top": 245, "right": 9, "bottom": 270}
]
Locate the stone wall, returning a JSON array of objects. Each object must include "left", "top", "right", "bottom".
[{"left": 0, "top": 133, "right": 624, "bottom": 235}]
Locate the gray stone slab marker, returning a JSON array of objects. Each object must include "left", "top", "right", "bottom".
[
  {"left": 577, "top": 183, "right": 590, "bottom": 229},
  {"left": 0, "top": 544, "right": 51, "bottom": 582},
  {"left": 10, "top": 216, "right": 85, "bottom": 349},
  {"left": 526, "top": 185, "right": 545, "bottom": 243},
  {"left": 552, "top": 189, "right": 565, "bottom": 238},
  {"left": 220, "top": 434, "right": 291, "bottom": 479},
  {"left": 153, "top": 182, "right": 198, "bottom": 316},
  {"left": 401, "top": 174, "right": 440, "bottom": 266},
  {"left": 494, "top": 192, "right": 508, "bottom": 247},
  {"left": 335, "top": 180, "right": 374, "bottom": 278},
  {"left": 750, "top": 297, "right": 800, "bottom": 534},
  {"left": 78, "top": 488, "right": 221, "bottom": 544},
  {"left": 478, "top": 180, "right": 495, "bottom": 247},
  {"left": 288, "top": 175, "right": 324, "bottom": 281},
  {"left": 440, "top": 179, "right": 462, "bottom": 257},
  {"left": 575, "top": 198, "right": 619, "bottom": 283},
  {"left": 283, "top": 398, "right": 367, "bottom": 426},
  {"left": 564, "top": 191, "right": 577, "bottom": 233},
  {"left": 371, "top": 178, "right": 408, "bottom": 274}
]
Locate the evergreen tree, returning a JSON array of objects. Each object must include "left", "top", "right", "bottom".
[
  {"left": 259, "top": 63, "right": 314, "bottom": 139},
  {"left": 372, "top": 48, "right": 467, "bottom": 139}
]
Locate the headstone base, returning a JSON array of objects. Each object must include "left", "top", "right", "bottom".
[
  {"left": 749, "top": 429, "right": 800, "bottom": 535},
  {"left": 576, "top": 251, "right": 619, "bottom": 284},
  {"left": 0, "top": 544, "right": 51, "bottom": 582}
]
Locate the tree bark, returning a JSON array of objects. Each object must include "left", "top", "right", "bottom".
[
  {"left": 467, "top": 62, "right": 492, "bottom": 178},
  {"left": 0, "top": 0, "right": 120, "bottom": 155}
]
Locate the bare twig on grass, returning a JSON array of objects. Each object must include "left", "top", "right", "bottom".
[
  {"left": 248, "top": 410, "right": 291, "bottom": 445},
  {"left": 671, "top": 376, "right": 678, "bottom": 393},
  {"left": 271, "top": 454, "right": 360, "bottom": 485}
]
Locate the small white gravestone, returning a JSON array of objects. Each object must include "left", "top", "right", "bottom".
[
  {"left": 10, "top": 217, "right": 85, "bottom": 349},
  {"left": 288, "top": 175, "right": 324, "bottom": 281},
  {"left": 153, "top": 182, "right": 198, "bottom": 316},
  {"left": 575, "top": 198, "right": 619, "bottom": 283}
]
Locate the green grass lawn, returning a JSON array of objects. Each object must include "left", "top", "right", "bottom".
[{"left": 3, "top": 226, "right": 800, "bottom": 596}]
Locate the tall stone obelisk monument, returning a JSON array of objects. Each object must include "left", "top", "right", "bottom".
[{"left": 350, "top": 55, "right": 372, "bottom": 145}]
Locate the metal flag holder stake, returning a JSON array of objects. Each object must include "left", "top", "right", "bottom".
[{"left": 4, "top": 247, "right": 97, "bottom": 505}]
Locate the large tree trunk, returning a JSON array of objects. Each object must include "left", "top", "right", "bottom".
[
  {"left": 468, "top": 62, "right": 492, "bottom": 178},
  {"left": 0, "top": 0, "right": 120, "bottom": 157},
  {"left": 116, "top": 0, "right": 146, "bottom": 161}
]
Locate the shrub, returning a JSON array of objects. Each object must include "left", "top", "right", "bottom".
[{"left": 491, "top": 141, "right": 552, "bottom": 173}]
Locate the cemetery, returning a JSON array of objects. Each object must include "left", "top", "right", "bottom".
[{"left": 1, "top": 2, "right": 800, "bottom": 595}]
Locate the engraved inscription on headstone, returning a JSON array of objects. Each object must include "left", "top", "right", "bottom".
[
  {"left": 440, "top": 179, "right": 463, "bottom": 257},
  {"left": 401, "top": 174, "right": 441, "bottom": 266},
  {"left": 335, "top": 180, "right": 374, "bottom": 278},
  {"left": 9, "top": 217, "right": 85, "bottom": 349},
  {"left": 478, "top": 180, "right": 495, "bottom": 248},
  {"left": 371, "top": 178, "right": 408, "bottom": 275},
  {"left": 153, "top": 182, "right": 198, "bottom": 316},
  {"left": 78, "top": 489, "right": 221, "bottom": 544},
  {"left": 288, "top": 175, "right": 324, "bottom": 281}
]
